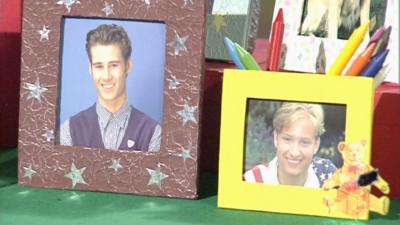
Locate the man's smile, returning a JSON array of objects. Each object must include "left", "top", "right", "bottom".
[
  {"left": 101, "top": 82, "right": 115, "bottom": 90},
  {"left": 285, "top": 157, "right": 303, "bottom": 166}
]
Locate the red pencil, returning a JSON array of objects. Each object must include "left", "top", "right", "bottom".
[{"left": 267, "top": 8, "right": 285, "bottom": 71}]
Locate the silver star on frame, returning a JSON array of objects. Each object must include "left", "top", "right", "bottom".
[
  {"left": 42, "top": 128, "right": 55, "bottom": 142},
  {"left": 184, "top": 0, "right": 194, "bottom": 6},
  {"left": 38, "top": 25, "right": 51, "bottom": 42},
  {"left": 167, "top": 31, "right": 188, "bottom": 56},
  {"left": 167, "top": 74, "right": 181, "bottom": 90},
  {"left": 102, "top": 2, "right": 114, "bottom": 16},
  {"left": 23, "top": 165, "right": 37, "bottom": 180},
  {"left": 24, "top": 78, "right": 48, "bottom": 102},
  {"left": 57, "top": 0, "right": 81, "bottom": 13},
  {"left": 177, "top": 102, "right": 198, "bottom": 126},
  {"left": 180, "top": 148, "right": 194, "bottom": 162},
  {"left": 109, "top": 159, "right": 123, "bottom": 172},
  {"left": 146, "top": 164, "right": 168, "bottom": 187},
  {"left": 65, "top": 163, "right": 87, "bottom": 188}
]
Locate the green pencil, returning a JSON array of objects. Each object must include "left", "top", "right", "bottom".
[{"left": 234, "top": 43, "right": 261, "bottom": 71}]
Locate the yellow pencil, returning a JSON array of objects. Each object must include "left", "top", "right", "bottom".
[{"left": 327, "top": 21, "right": 370, "bottom": 76}]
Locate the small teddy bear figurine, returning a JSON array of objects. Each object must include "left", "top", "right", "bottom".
[{"left": 323, "top": 140, "right": 390, "bottom": 217}]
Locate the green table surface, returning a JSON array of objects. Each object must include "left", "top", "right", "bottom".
[{"left": 1, "top": 148, "right": 399, "bottom": 225}]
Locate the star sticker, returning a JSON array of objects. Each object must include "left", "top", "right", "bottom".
[
  {"left": 57, "top": 0, "right": 81, "bottom": 13},
  {"left": 320, "top": 173, "right": 327, "bottom": 181},
  {"left": 183, "top": 0, "right": 193, "bottom": 6},
  {"left": 146, "top": 164, "right": 168, "bottom": 187},
  {"left": 23, "top": 165, "right": 37, "bottom": 180},
  {"left": 315, "top": 158, "right": 323, "bottom": 164},
  {"left": 65, "top": 163, "right": 87, "bottom": 188},
  {"left": 38, "top": 25, "right": 51, "bottom": 42},
  {"left": 24, "top": 78, "right": 48, "bottom": 102},
  {"left": 143, "top": 0, "right": 151, "bottom": 5},
  {"left": 42, "top": 128, "right": 55, "bottom": 142},
  {"left": 167, "top": 74, "right": 181, "bottom": 90},
  {"left": 179, "top": 148, "right": 193, "bottom": 162},
  {"left": 177, "top": 102, "right": 197, "bottom": 126},
  {"left": 108, "top": 159, "right": 123, "bottom": 172},
  {"left": 212, "top": 15, "right": 227, "bottom": 32},
  {"left": 102, "top": 2, "right": 114, "bottom": 16},
  {"left": 167, "top": 31, "right": 188, "bottom": 56}
]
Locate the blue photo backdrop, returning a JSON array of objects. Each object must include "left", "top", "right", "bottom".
[{"left": 59, "top": 17, "right": 166, "bottom": 125}]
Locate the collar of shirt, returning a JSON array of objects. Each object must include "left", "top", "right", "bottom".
[
  {"left": 96, "top": 101, "right": 132, "bottom": 131},
  {"left": 269, "top": 157, "right": 320, "bottom": 188}
]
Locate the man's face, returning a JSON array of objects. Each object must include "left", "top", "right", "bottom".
[
  {"left": 89, "top": 44, "right": 132, "bottom": 108},
  {"left": 274, "top": 117, "right": 320, "bottom": 180}
]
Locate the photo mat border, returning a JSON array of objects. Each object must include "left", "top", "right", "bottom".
[
  {"left": 18, "top": 0, "right": 207, "bottom": 199},
  {"left": 218, "top": 70, "right": 375, "bottom": 219}
]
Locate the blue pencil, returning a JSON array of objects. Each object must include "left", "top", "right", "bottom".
[
  {"left": 224, "top": 36, "right": 245, "bottom": 70},
  {"left": 361, "top": 49, "right": 389, "bottom": 77}
]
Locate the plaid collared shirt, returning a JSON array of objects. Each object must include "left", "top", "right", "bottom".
[{"left": 97, "top": 101, "right": 131, "bottom": 150}]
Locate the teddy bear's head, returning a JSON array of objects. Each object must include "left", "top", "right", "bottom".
[{"left": 338, "top": 140, "right": 367, "bottom": 167}]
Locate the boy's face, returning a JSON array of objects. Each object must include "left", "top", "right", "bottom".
[
  {"left": 89, "top": 44, "right": 132, "bottom": 108},
  {"left": 274, "top": 117, "right": 320, "bottom": 181}
]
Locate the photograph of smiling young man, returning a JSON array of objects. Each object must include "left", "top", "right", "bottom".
[
  {"left": 59, "top": 23, "right": 163, "bottom": 152},
  {"left": 244, "top": 102, "right": 337, "bottom": 188}
]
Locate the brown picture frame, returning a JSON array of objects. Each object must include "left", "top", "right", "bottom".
[{"left": 18, "top": 0, "right": 207, "bottom": 199}]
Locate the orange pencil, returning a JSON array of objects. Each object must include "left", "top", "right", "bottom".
[{"left": 344, "top": 43, "right": 376, "bottom": 76}]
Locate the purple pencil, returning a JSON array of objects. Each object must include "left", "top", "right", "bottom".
[{"left": 367, "top": 26, "right": 385, "bottom": 46}]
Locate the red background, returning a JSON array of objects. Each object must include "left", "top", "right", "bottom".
[{"left": 0, "top": 0, "right": 22, "bottom": 147}]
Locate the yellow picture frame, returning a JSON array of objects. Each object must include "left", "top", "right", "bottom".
[{"left": 218, "top": 70, "right": 375, "bottom": 219}]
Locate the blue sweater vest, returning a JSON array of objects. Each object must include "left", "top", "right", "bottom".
[{"left": 69, "top": 104, "right": 158, "bottom": 151}]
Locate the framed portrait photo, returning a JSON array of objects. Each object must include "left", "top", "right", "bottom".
[
  {"left": 274, "top": 0, "right": 399, "bottom": 83},
  {"left": 218, "top": 70, "right": 375, "bottom": 219},
  {"left": 18, "top": 0, "right": 207, "bottom": 198}
]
